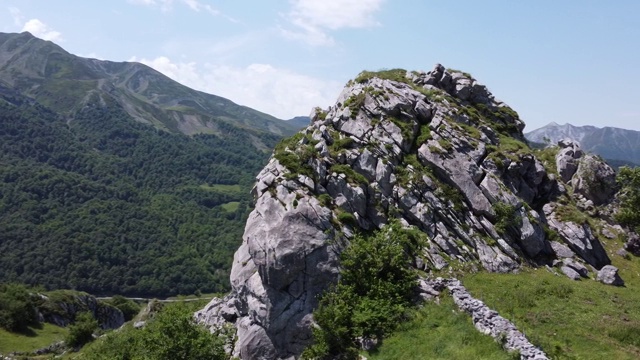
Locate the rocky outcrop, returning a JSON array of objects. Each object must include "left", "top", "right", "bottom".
[
  {"left": 197, "top": 65, "right": 623, "bottom": 359},
  {"left": 38, "top": 293, "right": 124, "bottom": 330}
]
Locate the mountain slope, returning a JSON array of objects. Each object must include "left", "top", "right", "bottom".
[
  {"left": 0, "top": 31, "right": 297, "bottom": 138},
  {"left": 197, "top": 66, "right": 630, "bottom": 359},
  {"left": 0, "top": 32, "right": 294, "bottom": 297},
  {"left": 525, "top": 122, "right": 640, "bottom": 166}
]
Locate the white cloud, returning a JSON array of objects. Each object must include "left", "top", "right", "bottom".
[
  {"left": 132, "top": 56, "right": 343, "bottom": 119},
  {"left": 9, "top": 7, "right": 24, "bottom": 27},
  {"left": 282, "top": 0, "right": 384, "bottom": 46},
  {"left": 289, "top": 0, "right": 384, "bottom": 29},
  {"left": 128, "top": 0, "right": 225, "bottom": 17},
  {"left": 21, "top": 19, "right": 63, "bottom": 42}
]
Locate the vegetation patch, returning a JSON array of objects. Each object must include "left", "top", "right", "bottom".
[
  {"left": 330, "top": 164, "right": 369, "bottom": 185},
  {"left": 221, "top": 201, "right": 240, "bottom": 212},
  {"left": 492, "top": 202, "right": 519, "bottom": 234},
  {"left": 463, "top": 268, "right": 640, "bottom": 360},
  {"left": 355, "top": 69, "right": 409, "bottom": 84},
  {"left": 615, "top": 166, "right": 640, "bottom": 233},
  {"left": 76, "top": 302, "right": 226, "bottom": 360},
  {"left": 303, "top": 221, "right": 423, "bottom": 359},
  {"left": 365, "top": 296, "right": 516, "bottom": 360}
]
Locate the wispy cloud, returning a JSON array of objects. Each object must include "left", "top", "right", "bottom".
[
  {"left": 128, "top": 0, "right": 233, "bottom": 19},
  {"left": 130, "top": 55, "right": 343, "bottom": 119},
  {"left": 9, "top": 7, "right": 24, "bottom": 27},
  {"left": 281, "top": 0, "right": 385, "bottom": 46},
  {"left": 21, "top": 19, "right": 63, "bottom": 42}
]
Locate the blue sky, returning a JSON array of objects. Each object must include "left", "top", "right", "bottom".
[{"left": 1, "top": 0, "right": 639, "bottom": 131}]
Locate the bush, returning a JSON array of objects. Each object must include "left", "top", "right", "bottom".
[
  {"left": 0, "top": 283, "right": 39, "bottom": 332},
  {"left": 66, "top": 311, "right": 98, "bottom": 348},
  {"left": 106, "top": 295, "right": 141, "bottom": 321},
  {"left": 616, "top": 167, "right": 640, "bottom": 232},
  {"left": 492, "top": 202, "right": 518, "bottom": 234},
  {"left": 303, "top": 221, "right": 419, "bottom": 359},
  {"left": 81, "top": 302, "right": 225, "bottom": 360}
]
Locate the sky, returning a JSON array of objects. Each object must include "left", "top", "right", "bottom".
[{"left": 1, "top": 0, "right": 639, "bottom": 131}]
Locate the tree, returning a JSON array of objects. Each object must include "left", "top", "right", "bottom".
[
  {"left": 303, "top": 222, "right": 420, "bottom": 359},
  {"left": 616, "top": 166, "right": 640, "bottom": 232},
  {"left": 66, "top": 311, "right": 98, "bottom": 348},
  {"left": 0, "top": 283, "right": 39, "bottom": 332}
]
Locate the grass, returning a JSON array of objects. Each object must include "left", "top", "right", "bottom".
[
  {"left": 221, "top": 201, "right": 240, "bottom": 212},
  {"left": 0, "top": 323, "right": 68, "bottom": 354},
  {"left": 364, "top": 296, "right": 515, "bottom": 360},
  {"left": 199, "top": 183, "right": 242, "bottom": 193},
  {"left": 462, "top": 265, "right": 640, "bottom": 360}
]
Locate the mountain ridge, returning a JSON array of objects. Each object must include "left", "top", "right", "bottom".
[
  {"left": 525, "top": 122, "right": 640, "bottom": 166},
  {"left": 0, "top": 31, "right": 297, "bottom": 139}
]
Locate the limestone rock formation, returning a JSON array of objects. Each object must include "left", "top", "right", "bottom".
[
  {"left": 38, "top": 293, "right": 124, "bottom": 330},
  {"left": 196, "top": 65, "right": 625, "bottom": 359},
  {"left": 597, "top": 265, "right": 624, "bottom": 286}
]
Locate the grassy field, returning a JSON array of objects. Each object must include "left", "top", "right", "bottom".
[
  {"left": 0, "top": 323, "right": 67, "bottom": 354},
  {"left": 462, "top": 243, "right": 640, "bottom": 360},
  {"left": 221, "top": 201, "right": 240, "bottom": 212},
  {"left": 364, "top": 296, "right": 517, "bottom": 360},
  {"left": 199, "top": 183, "right": 242, "bottom": 193}
]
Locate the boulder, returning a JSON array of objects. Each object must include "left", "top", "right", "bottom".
[
  {"left": 596, "top": 265, "right": 624, "bottom": 286},
  {"left": 561, "top": 266, "right": 581, "bottom": 280},
  {"left": 555, "top": 139, "right": 582, "bottom": 183},
  {"left": 571, "top": 154, "right": 617, "bottom": 205}
]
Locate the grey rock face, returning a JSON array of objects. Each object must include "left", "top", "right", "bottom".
[
  {"left": 544, "top": 204, "right": 610, "bottom": 269},
  {"left": 38, "top": 294, "right": 124, "bottom": 330},
  {"left": 556, "top": 139, "right": 583, "bottom": 183},
  {"left": 197, "top": 65, "right": 621, "bottom": 359},
  {"left": 597, "top": 265, "right": 625, "bottom": 286},
  {"left": 571, "top": 154, "right": 617, "bottom": 205}
]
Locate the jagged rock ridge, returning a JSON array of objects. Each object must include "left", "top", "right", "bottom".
[{"left": 197, "top": 65, "right": 623, "bottom": 359}]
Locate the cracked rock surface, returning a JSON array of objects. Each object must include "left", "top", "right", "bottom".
[{"left": 196, "top": 65, "right": 626, "bottom": 359}]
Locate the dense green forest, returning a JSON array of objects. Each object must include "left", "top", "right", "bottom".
[{"left": 0, "top": 91, "right": 280, "bottom": 297}]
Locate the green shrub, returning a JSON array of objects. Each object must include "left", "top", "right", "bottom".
[
  {"left": 330, "top": 164, "right": 369, "bottom": 185},
  {"left": 492, "top": 202, "right": 518, "bottom": 234},
  {"left": 0, "top": 283, "right": 39, "bottom": 332},
  {"left": 616, "top": 166, "right": 640, "bottom": 233},
  {"left": 80, "top": 303, "right": 225, "bottom": 360},
  {"left": 303, "top": 221, "right": 419, "bottom": 359},
  {"left": 318, "top": 193, "right": 333, "bottom": 207},
  {"left": 337, "top": 211, "right": 357, "bottom": 226},
  {"left": 66, "top": 311, "right": 98, "bottom": 348},
  {"left": 106, "top": 295, "right": 141, "bottom": 322}
]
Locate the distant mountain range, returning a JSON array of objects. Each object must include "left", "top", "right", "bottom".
[
  {"left": 525, "top": 122, "right": 640, "bottom": 167},
  {"left": 0, "top": 32, "right": 297, "bottom": 140},
  {"left": 286, "top": 116, "right": 311, "bottom": 129}
]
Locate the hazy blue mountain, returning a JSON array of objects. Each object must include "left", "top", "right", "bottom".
[
  {"left": 286, "top": 116, "right": 311, "bottom": 130},
  {"left": 525, "top": 122, "right": 640, "bottom": 166}
]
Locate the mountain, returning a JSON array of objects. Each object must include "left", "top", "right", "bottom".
[
  {"left": 525, "top": 122, "right": 640, "bottom": 166},
  {"left": 0, "top": 31, "right": 297, "bottom": 138},
  {"left": 196, "top": 66, "right": 635, "bottom": 359},
  {"left": 0, "top": 32, "right": 295, "bottom": 297},
  {"left": 286, "top": 116, "right": 311, "bottom": 129}
]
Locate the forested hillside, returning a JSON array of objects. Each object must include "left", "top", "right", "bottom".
[{"left": 0, "top": 90, "right": 279, "bottom": 297}]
